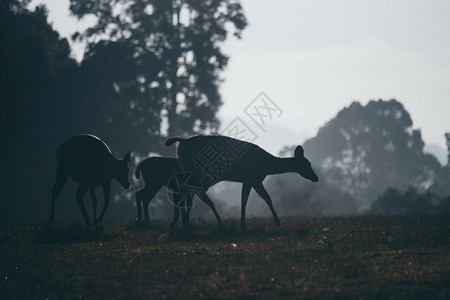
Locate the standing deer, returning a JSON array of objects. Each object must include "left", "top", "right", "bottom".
[
  {"left": 50, "top": 134, "right": 131, "bottom": 225},
  {"left": 134, "top": 156, "right": 222, "bottom": 228},
  {"left": 164, "top": 135, "right": 319, "bottom": 230}
]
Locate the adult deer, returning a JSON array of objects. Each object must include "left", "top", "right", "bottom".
[
  {"left": 134, "top": 156, "right": 222, "bottom": 228},
  {"left": 164, "top": 135, "right": 319, "bottom": 230},
  {"left": 50, "top": 134, "right": 131, "bottom": 225}
]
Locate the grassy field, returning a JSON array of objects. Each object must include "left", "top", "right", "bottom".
[{"left": 1, "top": 215, "right": 450, "bottom": 299}]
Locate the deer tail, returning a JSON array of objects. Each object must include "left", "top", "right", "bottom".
[{"left": 163, "top": 137, "right": 185, "bottom": 147}]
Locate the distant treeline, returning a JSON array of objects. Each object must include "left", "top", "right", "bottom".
[
  {"left": 369, "top": 187, "right": 450, "bottom": 215},
  {"left": 261, "top": 100, "right": 450, "bottom": 216}
]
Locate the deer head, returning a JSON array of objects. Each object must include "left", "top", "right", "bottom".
[
  {"left": 294, "top": 146, "right": 319, "bottom": 182},
  {"left": 114, "top": 151, "right": 131, "bottom": 189}
]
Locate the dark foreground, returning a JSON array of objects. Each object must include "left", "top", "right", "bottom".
[{"left": 1, "top": 215, "right": 449, "bottom": 299}]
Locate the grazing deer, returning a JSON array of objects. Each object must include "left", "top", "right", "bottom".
[
  {"left": 50, "top": 134, "right": 131, "bottom": 225},
  {"left": 164, "top": 135, "right": 319, "bottom": 230},
  {"left": 134, "top": 156, "right": 222, "bottom": 228}
]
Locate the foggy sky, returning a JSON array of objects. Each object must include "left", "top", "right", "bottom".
[
  {"left": 220, "top": 0, "right": 450, "bottom": 154},
  {"left": 31, "top": 0, "right": 450, "bottom": 154}
]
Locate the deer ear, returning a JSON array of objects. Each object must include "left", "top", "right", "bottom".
[
  {"left": 124, "top": 151, "right": 131, "bottom": 163},
  {"left": 294, "top": 145, "right": 304, "bottom": 158}
]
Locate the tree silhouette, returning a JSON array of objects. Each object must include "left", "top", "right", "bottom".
[
  {"left": 1, "top": 0, "right": 81, "bottom": 221},
  {"left": 369, "top": 187, "right": 450, "bottom": 215},
  {"left": 0, "top": 0, "right": 248, "bottom": 221},
  {"left": 69, "top": 0, "right": 247, "bottom": 152},
  {"left": 274, "top": 99, "right": 449, "bottom": 213}
]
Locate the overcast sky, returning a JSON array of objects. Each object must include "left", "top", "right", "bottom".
[{"left": 31, "top": 0, "right": 450, "bottom": 155}]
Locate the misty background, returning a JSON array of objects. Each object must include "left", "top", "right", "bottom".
[{"left": 1, "top": 0, "right": 449, "bottom": 223}]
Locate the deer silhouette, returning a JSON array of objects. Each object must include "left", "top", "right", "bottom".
[
  {"left": 135, "top": 156, "right": 222, "bottom": 228},
  {"left": 164, "top": 135, "right": 319, "bottom": 230},
  {"left": 50, "top": 134, "right": 131, "bottom": 225}
]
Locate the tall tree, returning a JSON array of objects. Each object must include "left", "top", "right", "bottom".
[
  {"left": 70, "top": 0, "right": 247, "bottom": 152},
  {"left": 1, "top": 0, "right": 81, "bottom": 221},
  {"left": 275, "top": 100, "right": 449, "bottom": 212}
]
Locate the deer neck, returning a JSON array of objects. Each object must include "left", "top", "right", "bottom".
[{"left": 266, "top": 156, "right": 296, "bottom": 175}]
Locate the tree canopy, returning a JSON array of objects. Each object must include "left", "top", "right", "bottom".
[
  {"left": 273, "top": 99, "right": 449, "bottom": 214},
  {"left": 1, "top": 0, "right": 80, "bottom": 221},
  {"left": 1, "top": 0, "right": 247, "bottom": 221},
  {"left": 70, "top": 0, "right": 247, "bottom": 152}
]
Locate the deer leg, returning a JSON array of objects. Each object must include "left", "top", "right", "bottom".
[
  {"left": 172, "top": 190, "right": 188, "bottom": 228},
  {"left": 183, "top": 191, "right": 195, "bottom": 227},
  {"left": 185, "top": 195, "right": 193, "bottom": 227},
  {"left": 95, "top": 183, "right": 111, "bottom": 224},
  {"left": 180, "top": 197, "right": 189, "bottom": 228},
  {"left": 135, "top": 189, "right": 143, "bottom": 222},
  {"left": 49, "top": 169, "right": 69, "bottom": 224},
  {"left": 170, "top": 197, "right": 180, "bottom": 229},
  {"left": 89, "top": 186, "right": 97, "bottom": 223},
  {"left": 253, "top": 182, "right": 280, "bottom": 226},
  {"left": 181, "top": 193, "right": 194, "bottom": 228},
  {"left": 135, "top": 185, "right": 161, "bottom": 223},
  {"left": 241, "top": 184, "right": 252, "bottom": 231},
  {"left": 140, "top": 185, "right": 161, "bottom": 224},
  {"left": 75, "top": 184, "right": 90, "bottom": 224},
  {"left": 198, "top": 192, "right": 222, "bottom": 226}
]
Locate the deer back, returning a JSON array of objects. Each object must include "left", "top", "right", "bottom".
[
  {"left": 136, "top": 156, "right": 181, "bottom": 186},
  {"left": 57, "top": 135, "right": 119, "bottom": 186},
  {"left": 177, "top": 135, "right": 271, "bottom": 187}
]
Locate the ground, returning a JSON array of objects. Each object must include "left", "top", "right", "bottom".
[{"left": 1, "top": 215, "right": 450, "bottom": 299}]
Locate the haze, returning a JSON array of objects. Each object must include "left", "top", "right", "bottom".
[{"left": 31, "top": 0, "right": 450, "bottom": 154}]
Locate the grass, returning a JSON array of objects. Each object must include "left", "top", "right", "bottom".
[{"left": 1, "top": 215, "right": 450, "bottom": 299}]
